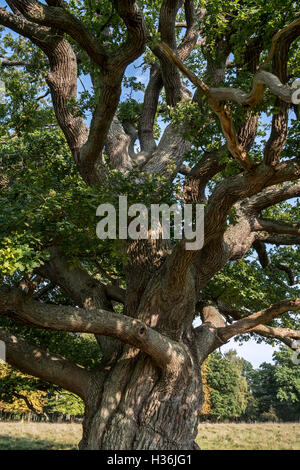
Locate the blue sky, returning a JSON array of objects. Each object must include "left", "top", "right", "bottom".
[{"left": 221, "top": 338, "right": 279, "bottom": 368}]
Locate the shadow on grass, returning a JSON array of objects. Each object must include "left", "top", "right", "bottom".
[{"left": 0, "top": 434, "right": 78, "bottom": 450}]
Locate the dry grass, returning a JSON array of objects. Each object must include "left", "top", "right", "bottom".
[
  {"left": 196, "top": 422, "right": 300, "bottom": 450},
  {"left": 0, "top": 421, "right": 299, "bottom": 450},
  {"left": 0, "top": 422, "right": 81, "bottom": 450}
]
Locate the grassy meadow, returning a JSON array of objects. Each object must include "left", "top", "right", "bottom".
[
  {"left": 195, "top": 422, "right": 300, "bottom": 450},
  {"left": 0, "top": 421, "right": 299, "bottom": 450}
]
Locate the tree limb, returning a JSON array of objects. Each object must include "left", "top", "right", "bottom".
[
  {"left": 155, "top": 16, "right": 299, "bottom": 170},
  {"left": 1, "top": 3, "right": 148, "bottom": 184},
  {"left": 138, "top": 3, "right": 204, "bottom": 154},
  {"left": 157, "top": 41, "right": 254, "bottom": 170},
  {"left": 11, "top": 391, "right": 43, "bottom": 415},
  {"left": 183, "top": 146, "right": 226, "bottom": 203},
  {"left": 0, "top": 58, "right": 30, "bottom": 67},
  {"left": 0, "top": 327, "right": 90, "bottom": 400},
  {"left": 256, "top": 233, "right": 300, "bottom": 246},
  {"left": 253, "top": 217, "right": 300, "bottom": 236},
  {"left": 0, "top": 287, "right": 183, "bottom": 370},
  {"left": 249, "top": 324, "right": 300, "bottom": 341},
  {"left": 244, "top": 181, "right": 300, "bottom": 213},
  {"left": 138, "top": 63, "right": 162, "bottom": 153},
  {"left": 6, "top": 0, "right": 108, "bottom": 67},
  {"left": 218, "top": 299, "right": 300, "bottom": 342},
  {"left": 109, "top": 0, "right": 149, "bottom": 71},
  {"left": 0, "top": 6, "right": 91, "bottom": 176},
  {"left": 153, "top": 0, "right": 185, "bottom": 106},
  {"left": 217, "top": 302, "right": 300, "bottom": 348}
]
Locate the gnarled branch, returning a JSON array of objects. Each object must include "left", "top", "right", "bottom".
[
  {"left": 253, "top": 217, "right": 300, "bottom": 236},
  {"left": 218, "top": 299, "right": 300, "bottom": 343},
  {"left": 0, "top": 287, "right": 183, "bottom": 370},
  {"left": 6, "top": 0, "right": 108, "bottom": 67}
]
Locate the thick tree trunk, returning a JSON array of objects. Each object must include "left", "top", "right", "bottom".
[
  {"left": 79, "top": 348, "right": 203, "bottom": 450},
  {"left": 77, "top": 238, "right": 206, "bottom": 450}
]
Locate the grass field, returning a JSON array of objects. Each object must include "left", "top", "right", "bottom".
[
  {"left": 0, "top": 422, "right": 299, "bottom": 450},
  {"left": 195, "top": 422, "right": 300, "bottom": 450}
]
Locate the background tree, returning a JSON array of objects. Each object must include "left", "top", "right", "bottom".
[
  {"left": 250, "top": 347, "right": 300, "bottom": 421},
  {"left": 0, "top": 0, "right": 299, "bottom": 450},
  {"left": 204, "top": 350, "right": 250, "bottom": 420},
  {"left": 0, "top": 330, "right": 98, "bottom": 419},
  {"left": 2, "top": 346, "right": 298, "bottom": 423},
  {"left": 0, "top": 364, "right": 47, "bottom": 417}
]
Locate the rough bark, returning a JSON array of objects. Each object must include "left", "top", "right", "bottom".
[{"left": 80, "top": 340, "right": 203, "bottom": 450}]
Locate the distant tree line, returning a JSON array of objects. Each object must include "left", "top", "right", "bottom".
[
  {"left": 0, "top": 346, "right": 299, "bottom": 423},
  {"left": 201, "top": 347, "right": 300, "bottom": 422}
]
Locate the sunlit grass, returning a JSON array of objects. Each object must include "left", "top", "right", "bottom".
[
  {"left": 0, "top": 421, "right": 299, "bottom": 450},
  {"left": 0, "top": 422, "right": 80, "bottom": 450},
  {"left": 196, "top": 422, "right": 300, "bottom": 450}
]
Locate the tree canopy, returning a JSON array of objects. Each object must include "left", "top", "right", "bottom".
[{"left": 0, "top": 0, "right": 299, "bottom": 450}]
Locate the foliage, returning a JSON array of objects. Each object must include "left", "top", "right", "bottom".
[
  {"left": 202, "top": 347, "right": 300, "bottom": 422},
  {"left": 249, "top": 347, "right": 300, "bottom": 421},
  {"left": 0, "top": 331, "right": 98, "bottom": 416},
  {"left": 0, "top": 364, "right": 46, "bottom": 414},
  {"left": 205, "top": 350, "right": 250, "bottom": 419},
  {"left": 0, "top": 1, "right": 299, "bottom": 440},
  {"left": 45, "top": 391, "right": 84, "bottom": 416}
]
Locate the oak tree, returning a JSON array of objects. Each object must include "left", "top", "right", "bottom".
[{"left": 0, "top": 0, "right": 299, "bottom": 449}]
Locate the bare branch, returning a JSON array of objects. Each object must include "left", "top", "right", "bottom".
[
  {"left": 33, "top": 281, "right": 56, "bottom": 300},
  {"left": 154, "top": 16, "right": 299, "bottom": 171},
  {"left": 152, "top": 0, "right": 184, "bottom": 106},
  {"left": 166, "top": 157, "right": 300, "bottom": 295},
  {"left": 1, "top": 3, "right": 149, "bottom": 184},
  {"left": 36, "top": 248, "right": 124, "bottom": 363},
  {"left": 264, "top": 101, "right": 289, "bottom": 166},
  {"left": 252, "top": 240, "right": 296, "bottom": 285},
  {"left": 263, "top": 14, "right": 296, "bottom": 167},
  {"left": 200, "top": 301, "right": 226, "bottom": 328},
  {"left": 0, "top": 58, "right": 30, "bottom": 67},
  {"left": 0, "top": 6, "right": 90, "bottom": 176},
  {"left": 138, "top": 2, "right": 204, "bottom": 155},
  {"left": 253, "top": 217, "right": 300, "bottom": 236},
  {"left": 204, "top": 159, "right": 300, "bottom": 246},
  {"left": 177, "top": 3, "right": 206, "bottom": 61},
  {"left": 243, "top": 180, "right": 300, "bottom": 212},
  {"left": 202, "top": 176, "right": 300, "bottom": 279},
  {"left": 249, "top": 324, "right": 300, "bottom": 342},
  {"left": 11, "top": 391, "right": 42, "bottom": 415},
  {"left": 257, "top": 233, "right": 300, "bottom": 246},
  {"left": 45, "top": 1, "right": 66, "bottom": 6},
  {"left": 105, "top": 116, "right": 134, "bottom": 172},
  {"left": 142, "top": 123, "right": 191, "bottom": 175},
  {"left": 218, "top": 299, "right": 300, "bottom": 343},
  {"left": 138, "top": 63, "right": 162, "bottom": 153},
  {"left": 263, "top": 17, "right": 300, "bottom": 69},
  {"left": 217, "top": 301, "right": 300, "bottom": 347}
]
